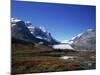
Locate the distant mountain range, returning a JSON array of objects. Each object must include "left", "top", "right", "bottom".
[
  {"left": 11, "top": 18, "right": 59, "bottom": 46},
  {"left": 60, "top": 29, "right": 96, "bottom": 51},
  {"left": 70, "top": 29, "right": 96, "bottom": 51},
  {"left": 11, "top": 18, "right": 96, "bottom": 51}
]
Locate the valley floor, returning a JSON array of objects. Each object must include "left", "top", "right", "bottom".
[{"left": 11, "top": 43, "right": 96, "bottom": 74}]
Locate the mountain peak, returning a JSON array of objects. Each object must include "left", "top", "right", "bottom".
[
  {"left": 25, "top": 21, "right": 32, "bottom": 26},
  {"left": 11, "top": 17, "right": 59, "bottom": 45},
  {"left": 87, "top": 29, "right": 93, "bottom": 31},
  {"left": 71, "top": 29, "right": 96, "bottom": 51},
  {"left": 11, "top": 18, "right": 21, "bottom": 23},
  {"left": 39, "top": 26, "right": 47, "bottom": 33}
]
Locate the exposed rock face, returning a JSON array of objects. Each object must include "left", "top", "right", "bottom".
[
  {"left": 71, "top": 29, "right": 96, "bottom": 51},
  {"left": 11, "top": 18, "right": 59, "bottom": 45}
]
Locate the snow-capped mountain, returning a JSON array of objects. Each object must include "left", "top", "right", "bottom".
[
  {"left": 25, "top": 21, "right": 58, "bottom": 44},
  {"left": 11, "top": 18, "right": 59, "bottom": 45},
  {"left": 59, "top": 29, "right": 96, "bottom": 51},
  {"left": 11, "top": 18, "right": 36, "bottom": 43},
  {"left": 11, "top": 18, "right": 95, "bottom": 50},
  {"left": 70, "top": 29, "right": 96, "bottom": 51}
]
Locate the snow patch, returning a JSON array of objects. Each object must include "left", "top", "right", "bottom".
[
  {"left": 71, "top": 33, "right": 83, "bottom": 40},
  {"left": 11, "top": 18, "right": 21, "bottom": 23},
  {"left": 28, "top": 26, "right": 35, "bottom": 29},
  {"left": 53, "top": 44, "right": 73, "bottom": 50},
  {"left": 87, "top": 29, "right": 94, "bottom": 32},
  {"left": 77, "top": 33, "right": 83, "bottom": 37},
  {"left": 36, "top": 36, "right": 43, "bottom": 39},
  {"left": 60, "top": 56, "right": 75, "bottom": 60},
  {"left": 39, "top": 26, "right": 47, "bottom": 33}
]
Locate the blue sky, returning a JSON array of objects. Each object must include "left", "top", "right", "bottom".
[{"left": 11, "top": 1, "right": 96, "bottom": 41}]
